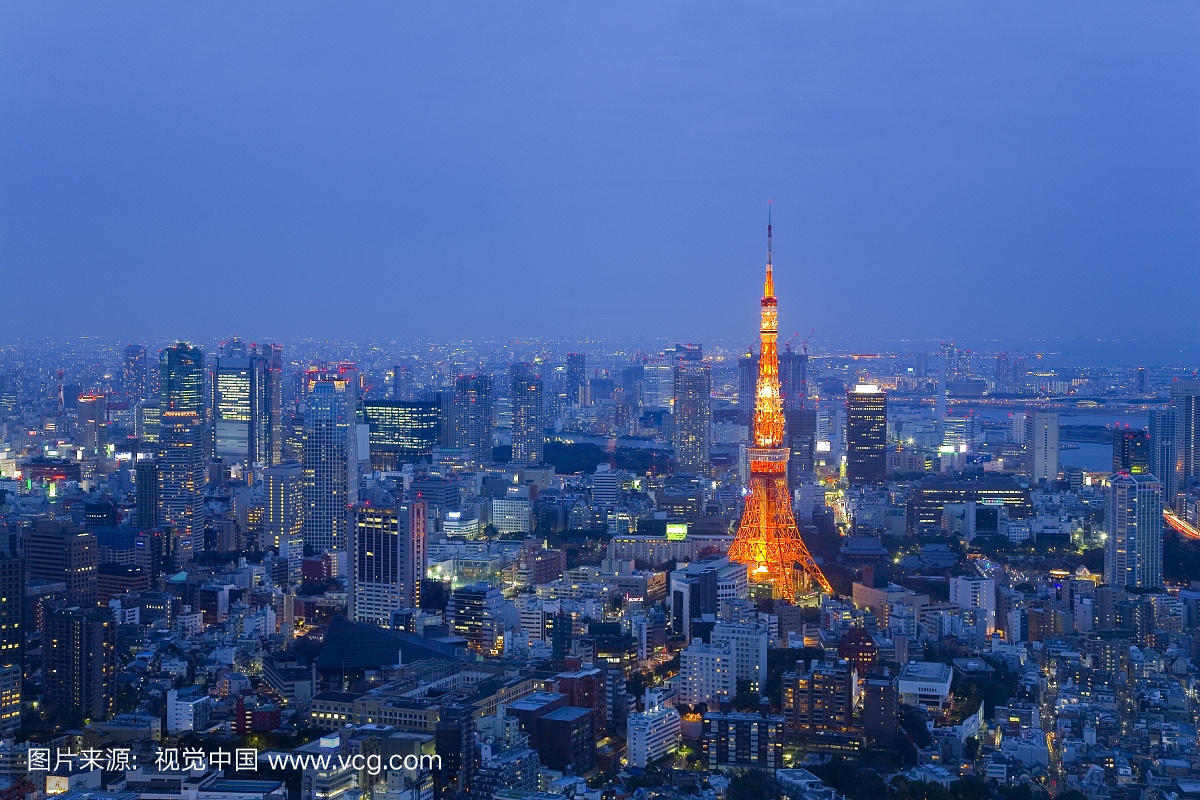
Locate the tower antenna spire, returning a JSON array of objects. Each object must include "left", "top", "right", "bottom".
[
  {"left": 764, "top": 201, "right": 774, "bottom": 298},
  {"left": 767, "top": 201, "right": 773, "bottom": 269}
]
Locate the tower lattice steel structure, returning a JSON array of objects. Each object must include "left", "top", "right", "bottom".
[{"left": 727, "top": 212, "right": 833, "bottom": 599}]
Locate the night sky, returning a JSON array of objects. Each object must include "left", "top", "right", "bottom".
[{"left": 2, "top": 2, "right": 1197, "bottom": 347}]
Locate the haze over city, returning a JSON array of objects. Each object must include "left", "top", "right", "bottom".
[
  {"left": 4, "top": 6, "right": 1200, "bottom": 800},
  {"left": 3, "top": 2, "right": 1199, "bottom": 343}
]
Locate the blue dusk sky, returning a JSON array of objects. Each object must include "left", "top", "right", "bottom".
[{"left": 2, "top": 2, "right": 1198, "bottom": 349}]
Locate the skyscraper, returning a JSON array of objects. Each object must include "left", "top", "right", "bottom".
[
  {"left": 77, "top": 393, "right": 108, "bottom": 454},
  {"left": 1031, "top": 412, "right": 1059, "bottom": 483},
  {"left": 453, "top": 374, "right": 494, "bottom": 463},
  {"left": 727, "top": 215, "right": 831, "bottom": 599},
  {"left": 137, "top": 400, "right": 160, "bottom": 444},
  {"left": 350, "top": 502, "right": 427, "bottom": 627},
  {"left": 135, "top": 459, "right": 159, "bottom": 530},
  {"left": 27, "top": 520, "right": 98, "bottom": 607},
  {"left": 45, "top": 607, "right": 116, "bottom": 722},
  {"left": 0, "top": 552, "right": 20, "bottom": 733},
  {"left": 785, "top": 406, "right": 818, "bottom": 479},
  {"left": 1105, "top": 471, "right": 1163, "bottom": 590},
  {"left": 360, "top": 400, "right": 441, "bottom": 470},
  {"left": 158, "top": 411, "right": 207, "bottom": 541},
  {"left": 995, "top": 353, "right": 1009, "bottom": 390},
  {"left": 302, "top": 378, "right": 356, "bottom": 554},
  {"left": 258, "top": 343, "right": 285, "bottom": 465},
  {"left": 392, "top": 364, "right": 414, "bottom": 401},
  {"left": 123, "top": 344, "right": 148, "bottom": 401},
  {"left": 737, "top": 349, "right": 757, "bottom": 426},
  {"left": 1112, "top": 428, "right": 1149, "bottom": 474},
  {"left": 846, "top": 385, "right": 887, "bottom": 486},
  {"left": 264, "top": 461, "right": 304, "bottom": 585},
  {"left": 1171, "top": 380, "right": 1200, "bottom": 485},
  {"left": 446, "top": 582, "right": 506, "bottom": 655},
  {"left": 672, "top": 363, "right": 711, "bottom": 476},
  {"left": 159, "top": 342, "right": 205, "bottom": 416},
  {"left": 565, "top": 353, "right": 586, "bottom": 407},
  {"left": 1149, "top": 408, "right": 1178, "bottom": 506},
  {"left": 511, "top": 365, "right": 545, "bottom": 466},
  {"left": 779, "top": 341, "right": 807, "bottom": 410},
  {"left": 211, "top": 355, "right": 268, "bottom": 467}
]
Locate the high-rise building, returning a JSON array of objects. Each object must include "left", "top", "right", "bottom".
[
  {"left": 1105, "top": 471, "right": 1163, "bottom": 590},
  {"left": 303, "top": 378, "right": 356, "bottom": 554},
  {"left": 447, "top": 582, "right": 506, "bottom": 656},
  {"left": 701, "top": 702, "right": 784, "bottom": 771},
  {"left": 846, "top": 385, "right": 887, "bottom": 485},
  {"left": 625, "top": 693, "right": 681, "bottom": 769},
  {"left": 258, "top": 343, "right": 285, "bottom": 465},
  {"left": 1031, "top": 412, "right": 1059, "bottom": 483},
  {"left": 995, "top": 352, "right": 1010, "bottom": 390},
  {"left": 785, "top": 406, "right": 818, "bottom": 479},
  {"left": 727, "top": 218, "right": 831, "bottom": 600},
  {"left": 678, "top": 639, "right": 733, "bottom": 705},
  {"left": 710, "top": 621, "right": 768, "bottom": 692},
  {"left": 1149, "top": 408, "right": 1178, "bottom": 506},
  {"left": 264, "top": 461, "right": 304, "bottom": 585},
  {"left": 862, "top": 671, "right": 899, "bottom": 748},
  {"left": 1171, "top": 381, "right": 1200, "bottom": 485},
  {"left": 779, "top": 342, "right": 808, "bottom": 410},
  {"left": 452, "top": 374, "right": 494, "bottom": 462},
  {"left": 44, "top": 607, "right": 116, "bottom": 722},
  {"left": 137, "top": 400, "right": 161, "bottom": 444},
  {"left": 737, "top": 349, "right": 757, "bottom": 426},
  {"left": 360, "top": 400, "right": 441, "bottom": 470},
  {"left": 123, "top": 344, "right": 148, "bottom": 401},
  {"left": 618, "top": 364, "right": 644, "bottom": 409},
  {"left": 510, "top": 365, "right": 545, "bottom": 466},
  {"left": 0, "top": 552, "right": 19, "bottom": 734},
  {"left": 158, "top": 411, "right": 207, "bottom": 541},
  {"left": 1010, "top": 357, "right": 1027, "bottom": 392},
  {"left": 565, "top": 354, "right": 586, "bottom": 407},
  {"left": 350, "top": 502, "right": 427, "bottom": 627},
  {"left": 781, "top": 658, "right": 856, "bottom": 733},
  {"left": 27, "top": 520, "right": 98, "bottom": 607},
  {"left": 392, "top": 364, "right": 414, "bottom": 401},
  {"left": 212, "top": 355, "right": 269, "bottom": 467},
  {"left": 135, "top": 459, "right": 159, "bottom": 531},
  {"left": 644, "top": 360, "right": 675, "bottom": 410},
  {"left": 672, "top": 363, "right": 711, "bottom": 476},
  {"left": 77, "top": 393, "right": 108, "bottom": 454},
  {"left": 949, "top": 576, "right": 996, "bottom": 634},
  {"left": 159, "top": 342, "right": 205, "bottom": 416},
  {"left": 1112, "top": 429, "right": 1150, "bottom": 474}
]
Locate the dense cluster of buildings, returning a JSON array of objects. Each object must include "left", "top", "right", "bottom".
[{"left": 0, "top": 306, "right": 1199, "bottom": 800}]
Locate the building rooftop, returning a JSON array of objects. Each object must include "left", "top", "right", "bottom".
[
  {"left": 542, "top": 706, "right": 593, "bottom": 722},
  {"left": 899, "top": 662, "right": 953, "bottom": 684}
]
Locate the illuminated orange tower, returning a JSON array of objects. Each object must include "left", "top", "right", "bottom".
[{"left": 727, "top": 211, "right": 833, "bottom": 600}]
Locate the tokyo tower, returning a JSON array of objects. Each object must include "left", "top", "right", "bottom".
[{"left": 727, "top": 211, "right": 833, "bottom": 600}]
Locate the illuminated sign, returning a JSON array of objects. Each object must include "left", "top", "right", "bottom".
[
  {"left": 816, "top": 441, "right": 831, "bottom": 453},
  {"left": 666, "top": 523, "right": 688, "bottom": 540}
]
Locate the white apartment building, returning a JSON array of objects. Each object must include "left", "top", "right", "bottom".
[
  {"left": 678, "top": 639, "right": 733, "bottom": 706},
  {"left": 626, "top": 697, "right": 681, "bottom": 768},
  {"left": 711, "top": 621, "right": 769, "bottom": 692},
  {"left": 948, "top": 577, "right": 996, "bottom": 634},
  {"left": 167, "top": 687, "right": 212, "bottom": 734}
]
